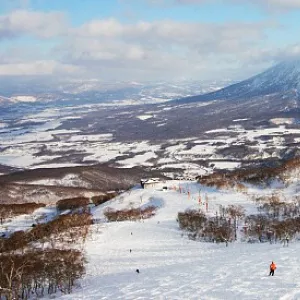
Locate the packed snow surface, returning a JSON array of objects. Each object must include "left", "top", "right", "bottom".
[{"left": 54, "top": 180, "right": 300, "bottom": 300}]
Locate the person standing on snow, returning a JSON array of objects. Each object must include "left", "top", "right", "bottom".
[{"left": 269, "top": 261, "right": 276, "bottom": 276}]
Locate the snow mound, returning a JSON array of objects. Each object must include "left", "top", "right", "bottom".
[{"left": 11, "top": 95, "right": 37, "bottom": 102}]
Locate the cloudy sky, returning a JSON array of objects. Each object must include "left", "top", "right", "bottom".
[{"left": 1, "top": 0, "right": 300, "bottom": 82}]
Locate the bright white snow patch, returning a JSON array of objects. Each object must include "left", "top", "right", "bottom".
[
  {"left": 11, "top": 95, "right": 37, "bottom": 102},
  {"left": 209, "top": 161, "right": 241, "bottom": 169},
  {"left": 180, "top": 144, "right": 217, "bottom": 156},
  {"left": 233, "top": 118, "right": 249, "bottom": 122},
  {"left": 68, "top": 134, "right": 113, "bottom": 142},
  {"left": 0, "top": 153, "right": 61, "bottom": 168},
  {"left": 118, "top": 152, "right": 157, "bottom": 167},
  {"left": 269, "top": 118, "right": 296, "bottom": 125},
  {"left": 206, "top": 128, "right": 228, "bottom": 133},
  {"left": 158, "top": 163, "right": 210, "bottom": 177},
  {"left": 137, "top": 115, "right": 154, "bottom": 120},
  {"left": 29, "top": 163, "right": 85, "bottom": 169}
]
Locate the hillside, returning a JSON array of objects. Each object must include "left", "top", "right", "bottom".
[
  {"left": 1, "top": 156, "right": 300, "bottom": 299},
  {"left": 56, "top": 179, "right": 300, "bottom": 299},
  {"left": 177, "top": 60, "right": 300, "bottom": 104},
  {"left": 0, "top": 164, "right": 165, "bottom": 204},
  {"left": 198, "top": 157, "right": 300, "bottom": 188}
]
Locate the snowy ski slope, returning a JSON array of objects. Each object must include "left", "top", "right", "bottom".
[{"left": 56, "top": 180, "right": 300, "bottom": 300}]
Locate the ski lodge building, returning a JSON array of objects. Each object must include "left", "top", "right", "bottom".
[{"left": 140, "top": 178, "right": 161, "bottom": 189}]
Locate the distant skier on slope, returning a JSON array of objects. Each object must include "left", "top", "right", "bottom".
[{"left": 269, "top": 261, "right": 276, "bottom": 276}]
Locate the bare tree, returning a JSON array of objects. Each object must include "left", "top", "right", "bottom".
[
  {"left": 226, "top": 205, "right": 245, "bottom": 241},
  {"left": 0, "top": 254, "right": 31, "bottom": 300}
]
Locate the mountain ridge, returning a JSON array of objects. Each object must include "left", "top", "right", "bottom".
[{"left": 176, "top": 60, "right": 300, "bottom": 103}]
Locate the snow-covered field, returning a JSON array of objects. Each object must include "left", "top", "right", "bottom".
[{"left": 1, "top": 103, "right": 300, "bottom": 177}]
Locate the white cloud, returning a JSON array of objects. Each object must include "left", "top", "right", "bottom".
[
  {"left": 51, "top": 18, "right": 275, "bottom": 80},
  {"left": 175, "top": 0, "right": 300, "bottom": 10},
  {"left": 73, "top": 18, "right": 270, "bottom": 59},
  {"left": 78, "top": 18, "right": 267, "bottom": 43},
  {"left": 79, "top": 18, "right": 125, "bottom": 37},
  {"left": 248, "top": 0, "right": 300, "bottom": 9},
  {"left": 0, "top": 6, "right": 297, "bottom": 81},
  {"left": 0, "top": 9, "right": 67, "bottom": 39},
  {"left": 0, "top": 60, "right": 81, "bottom": 76}
]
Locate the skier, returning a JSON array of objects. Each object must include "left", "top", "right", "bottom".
[
  {"left": 269, "top": 261, "right": 276, "bottom": 276},
  {"left": 283, "top": 234, "right": 290, "bottom": 247}
]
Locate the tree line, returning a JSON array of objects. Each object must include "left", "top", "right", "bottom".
[
  {"left": 0, "top": 203, "right": 46, "bottom": 225},
  {"left": 178, "top": 195, "right": 300, "bottom": 245},
  {"left": 0, "top": 211, "right": 92, "bottom": 299},
  {"left": 0, "top": 249, "right": 85, "bottom": 300},
  {"left": 56, "top": 192, "right": 118, "bottom": 212},
  {"left": 0, "top": 212, "right": 92, "bottom": 253},
  {"left": 178, "top": 205, "right": 245, "bottom": 245},
  {"left": 198, "top": 157, "right": 300, "bottom": 187},
  {"left": 104, "top": 206, "right": 156, "bottom": 222}
]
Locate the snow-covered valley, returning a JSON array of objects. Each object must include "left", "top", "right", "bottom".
[{"left": 1, "top": 103, "right": 300, "bottom": 178}]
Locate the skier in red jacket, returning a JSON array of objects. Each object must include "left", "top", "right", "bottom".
[{"left": 269, "top": 261, "right": 276, "bottom": 276}]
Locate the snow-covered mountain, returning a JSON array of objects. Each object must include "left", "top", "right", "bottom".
[
  {"left": 0, "top": 95, "right": 13, "bottom": 105},
  {"left": 178, "top": 60, "right": 300, "bottom": 103},
  {"left": 0, "top": 78, "right": 236, "bottom": 107},
  {"left": 0, "top": 78, "right": 233, "bottom": 107}
]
